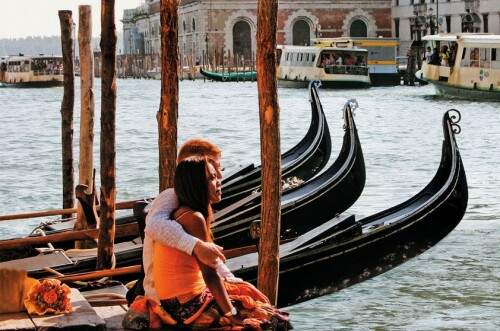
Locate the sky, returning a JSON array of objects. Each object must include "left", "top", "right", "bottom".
[{"left": 0, "top": 0, "right": 144, "bottom": 39}]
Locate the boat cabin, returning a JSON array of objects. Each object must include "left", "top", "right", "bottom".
[
  {"left": 277, "top": 45, "right": 370, "bottom": 88},
  {"left": 421, "top": 34, "right": 500, "bottom": 94},
  {"left": 3, "top": 55, "right": 64, "bottom": 87}
]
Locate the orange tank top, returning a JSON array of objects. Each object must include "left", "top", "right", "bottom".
[{"left": 153, "top": 213, "right": 206, "bottom": 301}]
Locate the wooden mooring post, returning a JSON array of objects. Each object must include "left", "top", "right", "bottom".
[
  {"left": 97, "top": 0, "right": 117, "bottom": 270},
  {"left": 74, "top": 5, "right": 95, "bottom": 245},
  {"left": 256, "top": 0, "right": 281, "bottom": 305},
  {"left": 157, "top": 0, "right": 179, "bottom": 191},
  {"left": 58, "top": 10, "right": 75, "bottom": 219}
]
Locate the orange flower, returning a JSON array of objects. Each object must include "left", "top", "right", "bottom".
[
  {"left": 42, "top": 289, "right": 58, "bottom": 305},
  {"left": 24, "top": 279, "right": 72, "bottom": 315}
]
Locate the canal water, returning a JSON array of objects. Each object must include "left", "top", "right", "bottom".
[{"left": 0, "top": 80, "right": 499, "bottom": 329}]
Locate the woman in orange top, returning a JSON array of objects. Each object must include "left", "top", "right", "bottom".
[{"left": 154, "top": 156, "right": 290, "bottom": 330}]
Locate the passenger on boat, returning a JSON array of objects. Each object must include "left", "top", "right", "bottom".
[
  {"left": 470, "top": 48, "right": 480, "bottom": 67},
  {"left": 440, "top": 45, "right": 450, "bottom": 66},
  {"left": 336, "top": 55, "right": 343, "bottom": 65},
  {"left": 126, "top": 139, "right": 227, "bottom": 305},
  {"left": 429, "top": 48, "right": 440, "bottom": 65},
  {"left": 344, "top": 54, "right": 355, "bottom": 66},
  {"left": 425, "top": 46, "right": 432, "bottom": 63},
  {"left": 153, "top": 156, "right": 290, "bottom": 329},
  {"left": 449, "top": 44, "right": 457, "bottom": 68}
]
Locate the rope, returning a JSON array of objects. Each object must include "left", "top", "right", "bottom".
[{"left": 29, "top": 216, "right": 76, "bottom": 236}]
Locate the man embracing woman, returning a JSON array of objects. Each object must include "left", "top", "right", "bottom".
[{"left": 125, "top": 139, "right": 290, "bottom": 330}]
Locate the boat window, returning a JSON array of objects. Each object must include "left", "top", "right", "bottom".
[
  {"left": 492, "top": 48, "right": 500, "bottom": 69},
  {"left": 461, "top": 47, "right": 480, "bottom": 68},
  {"left": 470, "top": 48, "right": 480, "bottom": 67},
  {"left": 479, "top": 48, "right": 491, "bottom": 69}
]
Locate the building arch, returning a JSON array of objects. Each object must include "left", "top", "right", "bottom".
[
  {"left": 342, "top": 9, "right": 377, "bottom": 37},
  {"left": 293, "top": 19, "right": 312, "bottom": 45},
  {"left": 223, "top": 10, "right": 257, "bottom": 58},
  {"left": 461, "top": 13, "right": 481, "bottom": 32},
  {"left": 350, "top": 19, "right": 367, "bottom": 37},
  {"left": 233, "top": 20, "right": 252, "bottom": 59},
  {"left": 284, "top": 10, "right": 317, "bottom": 45}
]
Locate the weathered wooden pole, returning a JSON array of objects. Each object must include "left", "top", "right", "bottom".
[
  {"left": 97, "top": 0, "right": 117, "bottom": 270},
  {"left": 157, "top": 0, "right": 179, "bottom": 191},
  {"left": 256, "top": 0, "right": 281, "bottom": 305},
  {"left": 58, "top": 10, "right": 75, "bottom": 218},
  {"left": 74, "top": 5, "right": 95, "bottom": 240}
]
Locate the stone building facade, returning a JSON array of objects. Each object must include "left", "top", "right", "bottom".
[
  {"left": 122, "top": 0, "right": 392, "bottom": 63},
  {"left": 392, "top": 0, "right": 500, "bottom": 54}
]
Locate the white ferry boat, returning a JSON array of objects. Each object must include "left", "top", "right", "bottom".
[
  {"left": 276, "top": 45, "right": 370, "bottom": 88},
  {"left": 419, "top": 33, "right": 500, "bottom": 101},
  {"left": 0, "top": 55, "right": 64, "bottom": 87}
]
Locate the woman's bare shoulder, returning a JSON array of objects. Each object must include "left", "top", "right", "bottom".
[{"left": 174, "top": 208, "right": 207, "bottom": 240}]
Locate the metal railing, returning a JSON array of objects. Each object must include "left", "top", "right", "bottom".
[{"left": 323, "top": 65, "right": 368, "bottom": 76}]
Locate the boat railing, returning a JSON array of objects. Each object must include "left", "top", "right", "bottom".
[
  {"left": 323, "top": 65, "right": 368, "bottom": 76},
  {"left": 33, "top": 69, "right": 63, "bottom": 76}
]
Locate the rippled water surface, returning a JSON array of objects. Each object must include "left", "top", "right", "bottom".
[{"left": 0, "top": 80, "right": 499, "bottom": 329}]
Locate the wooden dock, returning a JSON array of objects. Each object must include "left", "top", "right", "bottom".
[{"left": 0, "top": 288, "right": 128, "bottom": 331}]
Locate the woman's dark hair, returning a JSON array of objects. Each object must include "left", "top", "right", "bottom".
[{"left": 174, "top": 156, "right": 214, "bottom": 231}]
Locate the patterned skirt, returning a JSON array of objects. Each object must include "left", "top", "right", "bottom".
[{"left": 160, "top": 282, "right": 291, "bottom": 330}]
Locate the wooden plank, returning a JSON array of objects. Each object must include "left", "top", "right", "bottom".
[
  {"left": 30, "top": 288, "right": 105, "bottom": 331},
  {"left": 93, "top": 306, "right": 126, "bottom": 331},
  {"left": 0, "top": 312, "right": 35, "bottom": 331},
  {"left": 58, "top": 266, "right": 142, "bottom": 283},
  {"left": 0, "top": 252, "right": 73, "bottom": 272},
  {"left": 0, "top": 200, "right": 143, "bottom": 222},
  {"left": 0, "top": 223, "right": 138, "bottom": 251}
]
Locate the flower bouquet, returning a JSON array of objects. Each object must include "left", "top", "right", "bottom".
[{"left": 24, "top": 279, "right": 72, "bottom": 315}]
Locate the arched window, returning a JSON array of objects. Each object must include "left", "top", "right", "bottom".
[
  {"left": 461, "top": 13, "right": 481, "bottom": 33},
  {"left": 192, "top": 18, "right": 196, "bottom": 32},
  {"left": 233, "top": 20, "right": 252, "bottom": 59},
  {"left": 350, "top": 19, "right": 367, "bottom": 37},
  {"left": 293, "top": 20, "right": 310, "bottom": 46}
]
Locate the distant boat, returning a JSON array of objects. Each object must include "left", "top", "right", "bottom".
[
  {"left": 418, "top": 33, "right": 500, "bottom": 101},
  {"left": 1, "top": 55, "right": 64, "bottom": 87},
  {"left": 200, "top": 68, "right": 257, "bottom": 82},
  {"left": 276, "top": 45, "right": 371, "bottom": 88},
  {"left": 146, "top": 67, "right": 161, "bottom": 80}
]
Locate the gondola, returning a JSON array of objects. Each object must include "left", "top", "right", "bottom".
[
  {"left": 20, "top": 110, "right": 466, "bottom": 306},
  {"left": 227, "top": 109, "right": 468, "bottom": 307},
  {"left": 216, "top": 81, "right": 332, "bottom": 209},
  {"left": 213, "top": 88, "right": 365, "bottom": 248},
  {"left": 200, "top": 68, "right": 257, "bottom": 82}
]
